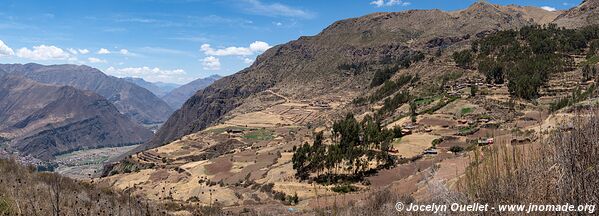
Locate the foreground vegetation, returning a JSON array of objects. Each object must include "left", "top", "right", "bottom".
[{"left": 0, "top": 158, "right": 229, "bottom": 215}]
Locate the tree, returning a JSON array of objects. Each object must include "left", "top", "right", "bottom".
[
  {"left": 292, "top": 114, "right": 398, "bottom": 182},
  {"left": 475, "top": 25, "right": 599, "bottom": 100},
  {"left": 392, "top": 126, "right": 403, "bottom": 138},
  {"left": 582, "top": 64, "right": 593, "bottom": 82},
  {"left": 452, "top": 50, "right": 473, "bottom": 69},
  {"left": 478, "top": 58, "right": 504, "bottom": 84},
  {"left": 470, "top": 85, "right": 478, "bottom": 97},
  {"left": 409, "top": 100, "right": 417, "bottom": 123},
  {"left": 292, "top": 142, "right": 311, "bottom": 180}
]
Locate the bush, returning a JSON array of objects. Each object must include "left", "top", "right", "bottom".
[
  {"left": 449, "top": 146, "right": 464, "bottom": 153},
  {"left": 452, "top": 50, "right": 473, "bottom": 69},
  {"left": 432, "top": 138, "right": 443, "bottom": 148},
  {"left": 273, "top": 191, "right": 287, "bottom": 201},
  {"left": 352, "top": 96, "right": 368, "bottom": 106},
  {"left": 331, "top": 184, "right": 358, "bottom": 193}
]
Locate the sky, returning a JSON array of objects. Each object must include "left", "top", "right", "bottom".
[{"left": 0, "top": 0, "right": 583, "bottom": 84}]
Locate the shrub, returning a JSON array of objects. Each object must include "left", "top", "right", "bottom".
[
  {"left": 331, "top": 184, "right": 358, "bottom": 193},
  {"left": 452, "top": 50, "right": 473, "bottom": 68},
  {"left": 449, "top": 146, "right": 464, "bottom": 153}
]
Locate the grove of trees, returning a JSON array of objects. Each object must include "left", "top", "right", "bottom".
[
  {"left": 292, "top": 114, "right": 401, "bottom": 183},
  {"left": 458, "top": 24, "right": 599, "bottom": 99}
]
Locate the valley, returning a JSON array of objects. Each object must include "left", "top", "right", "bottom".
[
  {"left": 54, "top": 145, "right": 140, "bottom": 179},
  {"left": 1, "top": 0, "right": 599, "bottom": 215}
]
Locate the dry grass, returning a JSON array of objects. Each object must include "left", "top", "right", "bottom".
[
  {"left": 458, "top": 106, "right": 599, "bottom": 214},
  {"left": 0, "top": 159, "right": 171, "bottom": 216}
]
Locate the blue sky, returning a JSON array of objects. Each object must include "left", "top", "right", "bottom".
[{"left": 0, "top": 0, "right": 582, "bottom": 84}]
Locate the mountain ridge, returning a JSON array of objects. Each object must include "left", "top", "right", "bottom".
[
  {"left": 161, "top": 75, "right": 221, "bottom": 109},
  {"left": 0, "top": 63, "right": 174, "bottom": 124},
  {"left": 0, "top": 75, "right": 152, "bottom": 160},
  {"left": 122, "top": 77, "right": 179, "bottom": 98}
]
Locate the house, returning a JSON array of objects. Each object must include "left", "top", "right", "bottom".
[
  {"left": 478, "top": 137, "right": 494, "bottom": 146},
  {"left": 311, "top": 101, "right": 331, "bottom": 108},
  {"left": 403, "top": 124, "right": 417, "bottom": 130},
  {"left": 424, "top": 149, "right": 438, "bottom": 155}
]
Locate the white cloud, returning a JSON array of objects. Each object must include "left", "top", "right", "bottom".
[
  {"left": 200, "top": 41, "right": 271, "bottom": 56},
  {"left": 120, "top": 49, "right": 130, "bottom": 55},
  {"left": 201, "top": 56, "right": 221, "bottom": 70},
  {"left": 0, "top": 40, "right": 14, "bottom": 56},
  {"left": 541, "top": 6, "right": 557, "bottom": 11},
  {"left": 16, "top": 45, "right": 71, "bottom": 60},
  {"left": 106, "top": 66, "right": 186, "bottom": 82},
  {"left": 78, "top": 49, "right": 90, "bottom": 54},
  {"left": 249, "top": 41, "right": 270, "bottom": 53},
  {"left": 370, "top": 0, "right": 411, "bottom": 7},
  {"left": 68, "top": 48, "right": 79, "bottom": 55},
  {"left": 242, "top": 0, "right": 314, "bottom": 19},
  {"left": 88, "top": 57, "right": 106, "bottom": 63},
  {"left": 97, "top": 48, "right": 111, "bottom": 54},
  {"left": 243, "top": 58, "right": 255, "bottom": 64}
]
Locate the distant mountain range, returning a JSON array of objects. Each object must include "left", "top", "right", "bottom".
[
  {"left": 122, "top": 75, "right": 221, "bottom": 109},
  {"left": 122, "top": 77, "right": 180, "bottom": 98},
  {"left": 0, "top": 63, "right": 224, "bottom": 161},
  {"left": 0, "top": 75, "right": 152, "bottom": 160},
  {"left": 160, "top": 75, "right": 221, "bottom": 109},
  {"left": 0, "top": 64, "right": 174, "bottom": 125}
]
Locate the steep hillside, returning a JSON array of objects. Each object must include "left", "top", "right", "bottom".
[
  {"left": 97, "top": 1, "right": 599, "bottom": 214},
  {"left": 145, "top": 2, "right": 556, "bottom": 149},
  {"left": 161, "top": 75, "right": 221, "bottom": 109},
  {"left": 554, "top": 0, "right": 599, "bottom": 28},
  {"left": 0, "top": 64, "right": 174, "bottom": 124},
  {"left": 122, "top": 77, "right": 180, "bottom": 98},
  {"left": 0, "top": 75, "right": 152, "bottom": 160}
]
